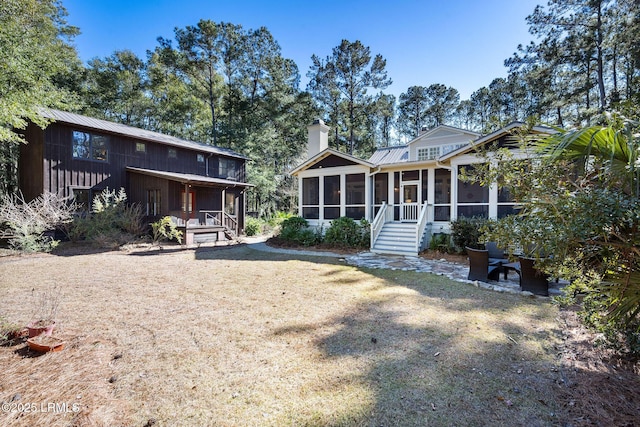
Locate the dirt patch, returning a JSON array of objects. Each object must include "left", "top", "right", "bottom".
[
  {"left": 265, "top": 236, "right": 362, "bottom": 254},
  {"left": 553, "top": 306, "right": 640, "bottom": 426},
  {"left": 419, "top": 249, "right": 468, "bottom": 264}
]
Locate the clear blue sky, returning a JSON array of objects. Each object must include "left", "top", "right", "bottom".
[{"left": 63, "top": 0, "right": 541, "bottom": 100}]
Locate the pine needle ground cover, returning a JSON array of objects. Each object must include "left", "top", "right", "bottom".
[{"left": 1, "top": 245, "right": 567, "bottom": 426}]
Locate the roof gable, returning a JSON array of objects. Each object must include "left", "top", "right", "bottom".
[
  {"left": 407, "top": 125, "right": 480, "bottom": 147},
  {"left": 439, "top": 122, "right": 559, "bottom": 161},
  {"left": 291, "top": 148, "right": 374, "bottom": 175}
]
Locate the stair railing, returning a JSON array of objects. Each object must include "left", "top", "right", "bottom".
[
  {"left": 415, "top": 202, "right": 430, "bottom": 253},
  {"left": 370, "top": 202, "right": 390, "bottom": 250}
]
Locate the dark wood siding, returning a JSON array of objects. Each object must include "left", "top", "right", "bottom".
[
  {"left": 19, "top": 123, "right": 45, "bottom": 201},
  {"left": 26, "top": 121, "right": 245, "bottom": 199}
]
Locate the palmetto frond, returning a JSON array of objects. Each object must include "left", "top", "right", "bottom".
[{"left": 536, "top": 124, "right": 640, "bottom": 196}]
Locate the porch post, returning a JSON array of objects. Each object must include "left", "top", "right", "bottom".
[
  {"left": 488, "top": 159, "right": 498, "bottom": 219},
  {"left": 450, "top": 166, "right": 458, "bottom": 222},
  {"left": 364, "top": 171, "right": 371, "bottom": 221},
  {"left": 339, "top": 174, "right": 346, "bottom": 218},
  {"left": 387, "top": 172, "right": 394, "bottom": 218},
  {"left": 183, "top": 183, "right": 189, "bottom": 226},
  {"left": 298, "top": 176, "right": 303, "bottom": 217}
]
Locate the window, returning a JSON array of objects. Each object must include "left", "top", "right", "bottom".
[
  {"left": 225, "top": 192, "right": 236, "bottom": 216},
  {"left": 197, "top": 154, "right": 205, "bottom": 163},
  {"left": 146, "top": 189, "right": 161, "bottom": 216},
  {"left": 168, "top": 148, "right": 177, "bottom": 159},
  {"left": 302, "top": 177, "right": 319, "bottom": 219},
  {"left": 71, "top": 188, "right": 91, "bottom": 211},
  {"left": 72, "top": 131, "right": 109, "bottom": 162},
  {"left": 345, "top": 173, "right": 365, "bottom": 219},
  {"left": 219, "top": 158, "right": 237, "bottom": 180},
  {"left": 136, "top": 142, "right": 146, "bottom": 153},
  {"left": 181, "top": 190, "right": 194, "bottom": 212},
  {"left": 417, "top": 147, "right": 441, "bottom": 161},
  {"left": 402, "top": 170, "right": 419, "bottom": 181}
]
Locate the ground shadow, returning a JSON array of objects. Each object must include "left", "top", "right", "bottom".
[{"left": 269, "top": 266, "right": 566, "bottom": 425}]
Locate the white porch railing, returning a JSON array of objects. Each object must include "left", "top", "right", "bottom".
[
  {"left": 415, "top": 203, "right": 430, "bottom": 253},
  {"left": 401, "top": 202, "right": 419, "bottom": 221},
  {"left": 370, "top": 202, "right": 393, "bottom": 249}
]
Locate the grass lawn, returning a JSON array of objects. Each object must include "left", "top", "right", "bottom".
[{"left": 0, "top": 243, "right": 565, "bottom": 426}]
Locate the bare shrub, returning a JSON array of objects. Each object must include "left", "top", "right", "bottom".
[{"left": 0, "top": 191, "right": 75, "bottom": 252}]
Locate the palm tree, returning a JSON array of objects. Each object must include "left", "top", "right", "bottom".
[{"left": 536, "top": 117, "right": 640, "bottom": 322}]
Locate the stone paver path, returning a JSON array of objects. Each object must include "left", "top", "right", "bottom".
[{"left": 246, "top": 241, "right": 564, "bottom": 298}]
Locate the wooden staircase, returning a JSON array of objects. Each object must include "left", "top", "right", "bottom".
[{"left": 371, "top": 222, "right": 420, "bottom": 256}]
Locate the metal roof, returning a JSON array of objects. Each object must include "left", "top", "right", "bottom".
[
  {"left": 367, "top": 145, "right": 409, "bottom": 165},
  {"left": 126, "top": 167, "right": 253, "bottom": 187},
  {"left": 40, "top": 109, "right": 250, "bottom": 160}
]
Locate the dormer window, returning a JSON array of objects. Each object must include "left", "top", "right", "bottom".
[{"left": 417, "top": 147, "right": 439, "bottom": 161}]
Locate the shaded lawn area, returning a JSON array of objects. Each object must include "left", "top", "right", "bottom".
[{"left": 0, "top": 244, "right": 565, "bottom": 426}]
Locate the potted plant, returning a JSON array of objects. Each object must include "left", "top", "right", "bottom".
[
  {"left": 26, "top": 334, "right": 65, "bottom": 352},
  {"left": 26, "top": 286, "right": 60, "bottom": 338}
]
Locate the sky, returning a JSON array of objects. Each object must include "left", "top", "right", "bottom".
[{"left": 62, "top": 0, "right": 542, "bottom": 100}]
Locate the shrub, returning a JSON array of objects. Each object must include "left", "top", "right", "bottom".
[
  {"left": 277, "top": 216, "right": 322, "bottom": 246},
  {"left": 0, "top": 191, "right": 75, "bottom": 252},
  {"left": 428, "top": 233, "right": 452, "bottom": 252},
  {"left": 323, "top": 217, "right": 370, "bottom": 248},
  {"left": 244, "top": 217, "right": 262, "bottom": 236},
  {"left": 151, "top": 216, "right": 183, "bottom": 244},
  {"left": 267, "top": 211, "right": 293, "bottom": 227},
  {"left": 66, "top": 188, "right": 146, "bottom": 247},
  {"left": 450, "top": 216, "right": 490, "bottom": 252}
]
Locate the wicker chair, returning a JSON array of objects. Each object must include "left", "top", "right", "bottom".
[
  {"left": 466, "top": 247, "right": 501, "bottom": 282},
  {"left": 486, "top": 241, "right": 510, "bottom": 279},
  {"left": 518, "top": 257, "right": 549, "bottom": 296}
]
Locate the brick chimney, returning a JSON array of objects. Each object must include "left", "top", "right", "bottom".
[{"left": 307, "top": 119, "right": 329, "bottom": 158}]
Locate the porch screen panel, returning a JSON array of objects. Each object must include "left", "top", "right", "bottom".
[
  {"left": 324, "top": 175, "right": 340, "bottom": 220},
  {"left": 421, "top": 169, "right": 428, "bottom": 203},
  {"left": 345, "top": 173, "right": 365, "bottom": 219},
  {"left": 302, "top": 177, "right": 319, "bottom": 219},
  {"left": 497, "top": 172, "right": 519, "bottom": 218},
  {"left": 434, "top": 168, "right": 450, "bottom": 221},
  {"left": 394, "top": 172, "right": 400, "bottom": 221},
  {"left": 373, "top": 173, "right": 388, "bottom": 216},
  {"left": 457, "top": 165, "right": 489, "bottom": 218}
]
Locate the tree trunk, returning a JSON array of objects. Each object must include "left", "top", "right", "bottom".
[
  {"left": 208, "top": 63, "right": 217, "bottom": 145},
  {"left": 595, "top": 1, "right": 607, "bottom": 110}
]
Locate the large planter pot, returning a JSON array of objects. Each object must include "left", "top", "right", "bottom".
[
  {"left": 27, "top": 320, "right": 56, "bottom": 338},
  {"left": 26, "top": 335, "right": 65, "bottom": 353}
]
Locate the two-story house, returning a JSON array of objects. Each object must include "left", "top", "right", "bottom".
[
  {"left": 19, "top": 109, "right": 252, "bottom": 245},
  {"left": 292, "top": 119, "right": 556, "bottom": 256}
]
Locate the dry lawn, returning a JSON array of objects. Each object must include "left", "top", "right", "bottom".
[{"left": 0, "top": 243, "right": 567, "bottom": 426}]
